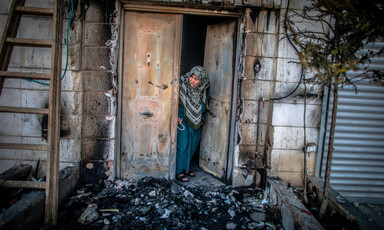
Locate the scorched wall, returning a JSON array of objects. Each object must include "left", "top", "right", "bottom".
[{"left": 0, "top": 0, "right": 322, "bottom": 187}]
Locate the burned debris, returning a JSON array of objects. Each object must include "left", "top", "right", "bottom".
[
  {"left": 56, "top": 177, "right": 283, "bottom": 230},
  {"left": 294, "top": 186, "right": 361, "bottom": 230},
  {"left": 0, "top": 164, "right": 33, "bottom": 210}
]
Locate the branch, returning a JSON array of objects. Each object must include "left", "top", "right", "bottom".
[
  {"left": 294, "top": 30, "right": 331, "bottom": 44},
  {"left": 290, "top": 9, "right": 336, "bottom": 34}
]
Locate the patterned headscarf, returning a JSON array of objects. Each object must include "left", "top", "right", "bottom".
[{"left": 179, "top": 66, "right": 209, "bottom": 130}]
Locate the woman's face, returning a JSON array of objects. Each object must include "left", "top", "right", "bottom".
[{"left": 189, "top": 74, "right": 200, "bottom": 88}]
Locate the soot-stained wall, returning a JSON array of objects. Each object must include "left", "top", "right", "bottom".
[
  {"left": 0, "top": 0, "right": 322, "bottom": 187},
  {"left": 80, "top": 0, "right": 118, "bottom": 183},
  {"left": 233, "top": 2, "right": 322, "bottom": 187}
]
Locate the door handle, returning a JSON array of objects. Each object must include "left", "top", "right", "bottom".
[{"left": 141, "top": 111, "right": 153, "bottom": 117}]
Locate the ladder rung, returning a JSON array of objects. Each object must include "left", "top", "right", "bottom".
[
  {"left": 6, "top": 38, "right": 52, "bottom": 48},
  {"left": 0, "top": 180, "right": 46, "bottom": 189},
  {"left": 15, "top": 6, "right": 53, "bottom": 16},
  {"left": 0, "top": 106, "right": 49, "bottom": 114},
  {"left": 0, "top": 71, "right": 50, "bottom": 80},
  {"left": 0, "top": 143, "right": 47, "bottom": 151}
]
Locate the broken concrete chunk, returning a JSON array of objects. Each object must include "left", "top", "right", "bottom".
[
  {"left": 134, "top": 198, "right": 141, "bottom": 205},
  {"left": 228, "top": 209, "right": 236, "bottom": 218},
  {"left": 138, "top": 206, "right": 151, "bottom": 215},
  {"left": 226, "top": 222, "right": 237, "bottom": 230},
  {"left": 112, "top": 215, "right": 122, "bottom": 222},
  {"left": 159, "top": 208, "right": 172, "bottom": 218},
  {"left": 103, "top": 218, "right": 110, "bottom": 225},
  {"left": 78, "top": 203, "right": 99, "bottom": 225},
  {"left": 250, "top": 212, "right": 266, "bottom": 222},
  {"left": 248, "top": 222, "right": 265, "bottom": 229},
  {"left": 148, "top": 190, "right": 156, "bottom": 197},
  {"left": 171, "top": 183, "right": 182, "bottom": 194},
  {"left": 183, "top": 189, "right": 194, "bottom": 199}
]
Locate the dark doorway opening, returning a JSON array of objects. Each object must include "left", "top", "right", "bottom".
[
  {"left": 179, "top": 14, "right": 236, "bottom": 173},
  {"left": 180, "top": 15, "right": 235, "bottom": 75}
]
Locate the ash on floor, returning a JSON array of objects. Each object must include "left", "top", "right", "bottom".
[{"left": 56, "top": 177, "right": 283, "bottom": 230}]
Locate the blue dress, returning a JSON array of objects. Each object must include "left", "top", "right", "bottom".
[{"left": 176, "top": 102, "right": 206, "bottom": 174}]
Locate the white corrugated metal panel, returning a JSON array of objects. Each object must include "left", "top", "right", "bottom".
[{"left": 320, "top": 42, "right": 384, "bottom": 204}]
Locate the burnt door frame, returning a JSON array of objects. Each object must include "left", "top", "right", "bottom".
[
  {"left": 200, "top": 20, "right": 238, "bottom": 182},
  {"left": 116, "top": 4, "right": 242, "bottom": 182}
]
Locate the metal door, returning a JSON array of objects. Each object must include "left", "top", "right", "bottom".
[
  {"left": 120, "top": 11, "right": 182, "bottom": 180},
  {"left": 200, "top": 21, "right": 236, "bottom": 180}
]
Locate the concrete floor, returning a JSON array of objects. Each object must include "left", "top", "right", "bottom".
[
  {"left": 187, "top": 167, "right": 225, "bottom": 187},
  {"left": 175, "top": 153, "right": 226, "bottom": 188},
  {"left": 357, "top": 203, "right": 384, "bottom": 228}
]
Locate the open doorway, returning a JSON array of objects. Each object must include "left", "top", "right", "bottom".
[
  {"left": 119, "top": 9, "right": 238, "bottom": 181},
  {"left": 180, "top": 15, "right": 237, "bottom": 182}
]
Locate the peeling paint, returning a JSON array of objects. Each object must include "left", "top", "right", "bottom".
[
  {"left": 235, "top": 13, "right": 248, "bottom": 148},
  {"left": 106, "top": 160, "right": 114, "bottom": 181},
  {"left": 105, "top": 15, "right": 119, "bottom": 123}
]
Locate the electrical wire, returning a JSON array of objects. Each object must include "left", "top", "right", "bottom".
[
  {"left": 26, "top": 0, "right": 73, "bottom": 86},
  {"left": 265, "top": 0, "right": 304, "bottom": 101}
]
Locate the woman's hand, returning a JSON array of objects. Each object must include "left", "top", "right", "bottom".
[{"left": 178, "top": 117, "right": 182, "bottom": 125}]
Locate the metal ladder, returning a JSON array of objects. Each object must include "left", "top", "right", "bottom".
[{"left": 0, "top": 0, "right": 62, "bottom": 226}]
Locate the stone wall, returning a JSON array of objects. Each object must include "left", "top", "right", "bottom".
[{"left": 80, "top": 0, "right": 118, "bottom": 183}]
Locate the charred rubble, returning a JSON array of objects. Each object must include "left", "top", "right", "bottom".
[{"left": 56, "top": 177, "right": 283, "bottom": 230}]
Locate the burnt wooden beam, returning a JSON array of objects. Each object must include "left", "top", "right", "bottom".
[
  {"left": 0, "top": 164, "right": 34, "bottom": 209},
  {"left": 0, "top": 164, "right": 32, "bottom": 181}
]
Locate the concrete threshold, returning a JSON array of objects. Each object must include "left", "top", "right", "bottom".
[
  {"left": 310, "top": 177, "right": 381, "bottom": 230},
  {"left": 267, "top": 176, "right": 325, "bottom": 230},
  {"left": 183, "top": 167, "right": 226, "bottom": 187},
  {"left": 0, "top": 166, "right": 79, "bottom": 230}
]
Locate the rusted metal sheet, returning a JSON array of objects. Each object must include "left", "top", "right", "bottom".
[
  {"left": 200, "top": 21, "right": 236, "bottom": 180},
  {"left": 120, "top": 11, "right": 181, "bottom": 180}
]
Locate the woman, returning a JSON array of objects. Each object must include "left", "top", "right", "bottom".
[{"left": 176, "top": 66, "right": 210, "bottom": 182}]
